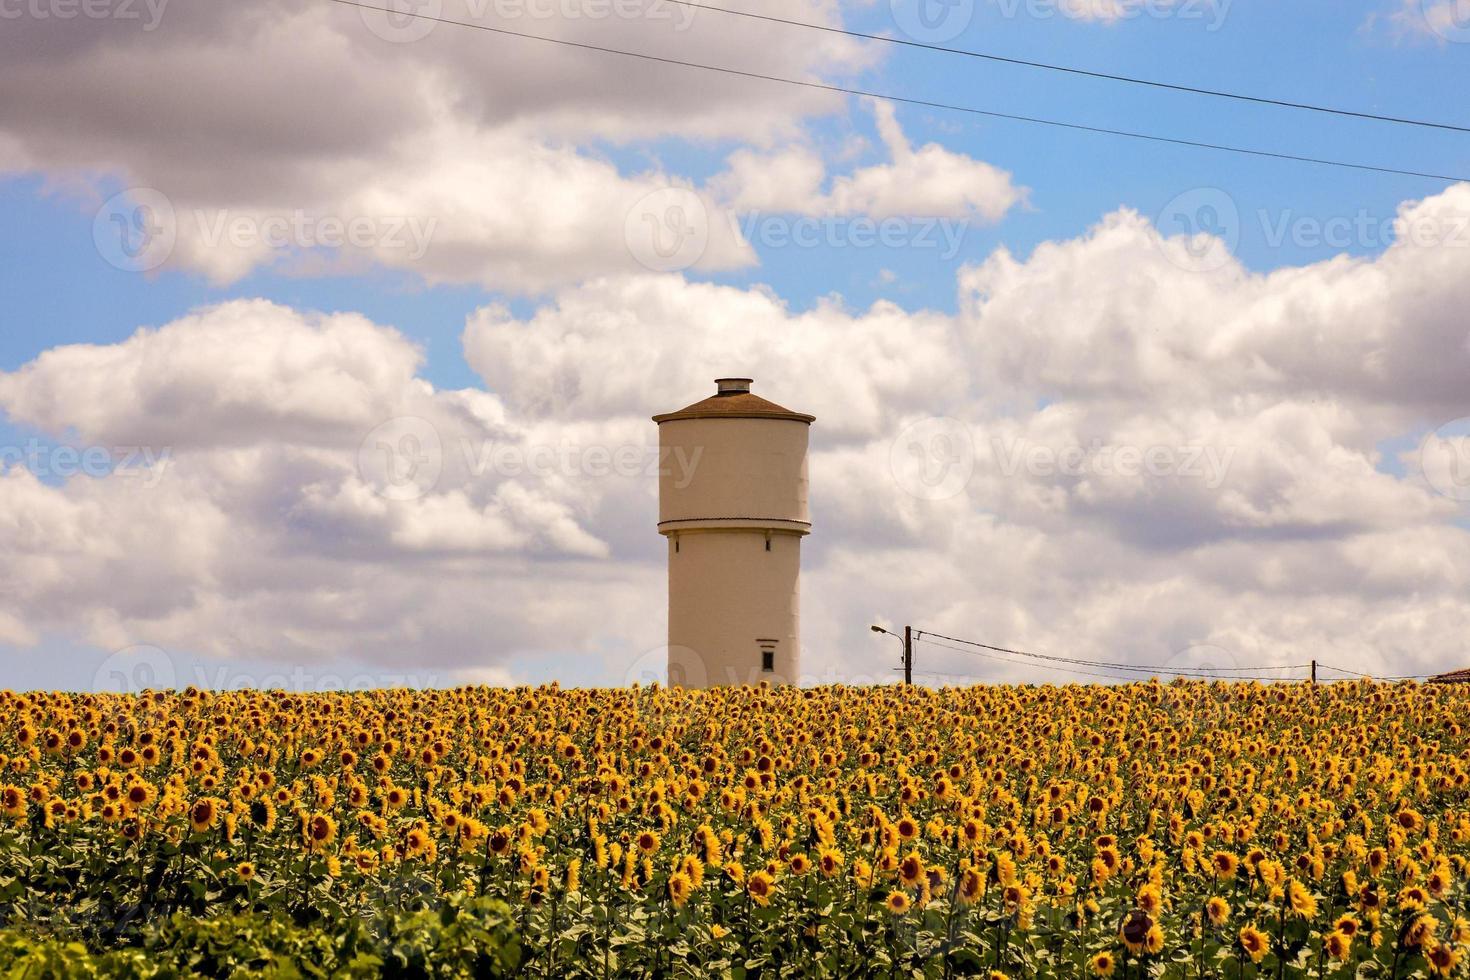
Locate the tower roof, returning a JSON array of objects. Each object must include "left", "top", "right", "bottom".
[{"left": 653, "top": 379, "right": 815, "bottom": 424}]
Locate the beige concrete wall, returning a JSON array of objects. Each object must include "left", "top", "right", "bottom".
[
  {"left": 658, "top": 414, "right": 810, "bottom": 687},
  {"left": 666, "top": 528, "right": 801, "bottom": 686},
  {"left": 657, "top": 418, "right": 809, "bottom": 527}
]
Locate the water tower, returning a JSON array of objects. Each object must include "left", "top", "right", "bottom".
[{"left": 654, "top": 378, "right": 814, "bottom": 687}]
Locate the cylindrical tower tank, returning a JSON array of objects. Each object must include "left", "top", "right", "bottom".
[{"left": 653, "top": 378, "right": 814, "bottom": 687}]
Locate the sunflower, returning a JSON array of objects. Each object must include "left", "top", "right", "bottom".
[
  {"left": 1286, "top": 879, "right": 1317, "bottom": 919},
  {"left": 1401, "top": 884, "right": 1430, "bottom": 910},
  {"left": 1239, "top": 925, "right": 1269, "bottom": 964},
  {"left": 898, "top": 851, "right": 924, "bottom": 887},
  {"left": 236, "top": 861, "right": 256, "bottom": 882},
  {"left": 1324, "top": 930, "right": 1351, "bottom": 962},
  {"left": 885, "top": 890, "right": 911, "bottom": 915},
  {"left": 1405, "top": 914, "right": 1438, "bottom": 950},
  {"left": 1428, "top": 943, "right": 1462, "bottom": 977},
  {"left": 248, "top": 798, "right": 278, "bottom": 832},
  {"left": 747, "top": 870, "right": 776, "bottom": 906},
  {"left": 958, "top": 866, "right": 985, "bottom": 906},
  {"left": 1205, "top": 896, "right": 1230, "bottom": 927},
  {"left": 1121, "top": 911, "right": 1153, "bottom": 954},
  {"left": 697, "top": 824, "right": 723, "bottom": 866},
  {"left": 306, "top": 812, "right": 338, "bottom": 850},
  {"left": 400, "top": 824, "right": 432, "bottom": 858},
  {"left": 680, "top": 853, "right": 704, "bottom": 889},
  {"left": 0, "top": 785, "right": 25, "bottom": 819},
  {"left": 564, "top": 858, "right": 581, "bottom": 894},
  {"left": 1090, "top": 952, "right": 1116, "bottom": 977},
  {"left": 667, "top": 871, "right": 693, "bottom": 908},
  {"left": 189, "top": 797, "right": 220, "bottom": 833}
]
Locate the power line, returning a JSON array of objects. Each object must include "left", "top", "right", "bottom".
[
  {"left": 914, "top": 635, "right": 1150, "bottom": 682},
  {"left": 329, "top": 0, "right": 1470, "bottom": 184},
  {"left": 917, "top": 629, "right": 1307, "bottom": 677},
  {"left": 666, "top": 0, "right": 1470, "bottom": 136},
  {"left": 911, "top": 630, "right": 1439, "bottom": 685},
  {"left": 909, "top": 667, "right": 990, "bottom": 682},
  {"left": 912, "top": 634, "right": 1295, "bottom": 683},
  {"left": 1314, "top": 661, "right": 1438, "bottom": 681}
]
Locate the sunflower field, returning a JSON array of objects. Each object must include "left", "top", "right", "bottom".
[{"left": 2, "top": 680, "right": 1470, "bottom": 977}]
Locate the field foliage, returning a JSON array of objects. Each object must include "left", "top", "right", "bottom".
[{"left": 0, "top": 680, "right": 1467, "bottom": 977}]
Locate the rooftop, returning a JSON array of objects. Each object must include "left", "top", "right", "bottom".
[{"left": 653, "top": 379, "right": 815, "bottom": 424}]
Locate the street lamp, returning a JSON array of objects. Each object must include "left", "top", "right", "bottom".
[{"left": 870, "top": 624, "right": 912, "bottom": 686}]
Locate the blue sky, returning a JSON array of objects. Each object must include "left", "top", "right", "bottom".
[
  {"left": 1, "top": 0, "right": 1468, "bottom": 690},
  {"left": 4, "top": 0, "right": 1465, "bottom": 386}
]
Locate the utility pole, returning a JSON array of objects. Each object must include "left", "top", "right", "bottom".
[
  {"left": 870, "top": 624, "right": 913, "bottom": 686},
  {"left": 904, "top": 626, "right": 913, "bottom": 686},
  {"left": 1310, "top": 660, "right": 1317, "bottom": 685}
]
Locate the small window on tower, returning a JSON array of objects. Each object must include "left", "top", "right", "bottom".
[
  {"left": 765, "top": 537, "right": 772, "bottom": 552},
  {"left": 761, "top": 649, "right": 774, "bottom": 672}
]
